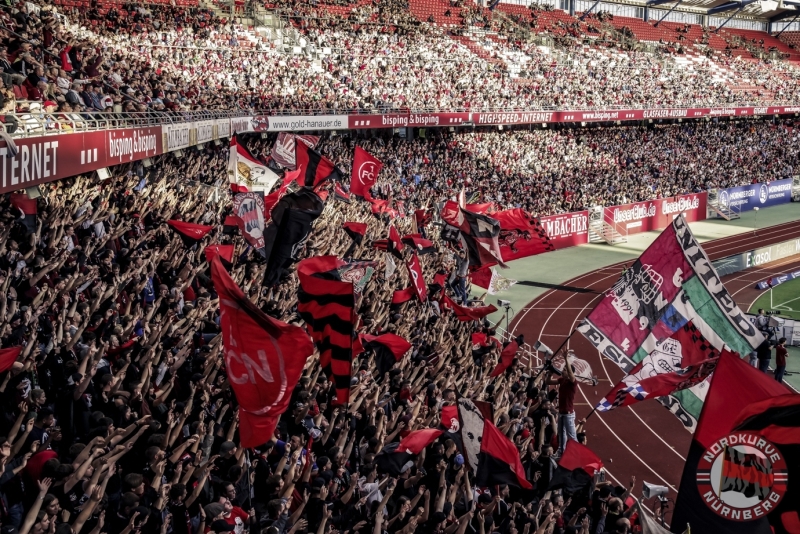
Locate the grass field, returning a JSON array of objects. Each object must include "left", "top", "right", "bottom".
[{"left": 750, "top": 276, "right": 800, "bottom": 320}]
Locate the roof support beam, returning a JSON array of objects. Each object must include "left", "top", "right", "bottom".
[
  {"left": 579, "top": 0, "right": 602, "bottom": 20},
  {"left": 774, "top": 11, "right": 800, "bottom": 35},
  {"left": 653, "top": 0, "right": 683, "bottom": 26},
  {"left": 714, "top": 6, "right": 743, "bottom": 31}
]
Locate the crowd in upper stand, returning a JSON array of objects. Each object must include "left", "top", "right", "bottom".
[{"left": 0, "top": 0, "right": 800, "bottom": 119}]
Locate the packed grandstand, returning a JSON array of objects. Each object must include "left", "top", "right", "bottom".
[{"left": 1, "top": 0, "right": 800, "bottom": 533}]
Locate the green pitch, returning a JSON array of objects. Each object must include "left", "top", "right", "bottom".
[{"left": 750, "top": 277, "right": 800, "bottom": 320}]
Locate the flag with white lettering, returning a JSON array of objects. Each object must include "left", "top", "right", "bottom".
[
  {"left": 406, "top": 252, "right": 427, "bottom": 302},
  {"left": 578, "top": 216, "right": 764, "bottom": 432},
  {"left": 210, "top": 253, "right": 313, "bottom": 448},
  {"left": 350, "top": 146, "right": 382, "bottom": 199}
]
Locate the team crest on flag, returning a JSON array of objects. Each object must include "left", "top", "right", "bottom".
[
  {"left": 337, "top": 260, "right": 377, "bottom": 298},
  {"left": 696, "top": 431, "right": 788, "bottom": 521},
  {"left": 233, "top": 193, "right": 266, "bottom": 253}
]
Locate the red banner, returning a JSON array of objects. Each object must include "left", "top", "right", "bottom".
[
  {"left": 348, "top": 112, "right": 471, "bottom": 129},
  {"left": 0, "top": 127, "right": 162, "bottom": 194},
  {"left": 603, "top": 192, "right": 707, "bottom": 236},
  {"left": 538, "top": 211, "right": 590, "bottom": 249}
]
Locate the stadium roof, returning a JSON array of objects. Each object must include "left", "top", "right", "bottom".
[{"left": 645, "top": 0, "right": 799, "bottom": 21}]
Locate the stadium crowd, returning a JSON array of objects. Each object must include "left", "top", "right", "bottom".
[
  {"left": 1, "top": 0, "right": 800, "bottom": 118},
  {"left": 0, "top": 138, "right": 651, "bottom": 534}
]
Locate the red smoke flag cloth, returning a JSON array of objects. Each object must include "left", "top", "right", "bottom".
[
  {"left": 334, "top": 183, "right": 351, "bottom": 203},
  {"left": 0, "top": 347, "right": 22, "bottom": 374},
  {"left": 232, "top": 192, "right": 267, "bottom": 256},
  {"left": 210, "top": 254, "right": 313, "bottom": 448},
  {"left": 9, "top": 193, "right": 37, "bottom": 234},
  {"left": 270, "top": 133, "right": 319, "bottom": 170},
  {"left": 490, "top": 335, "right": 524, "bottom": 377},
  {"left": 406, "top": 252, "right": 428, "bottom": 302},
  {"left": 204, "top": 245, "right": 235, "bottom": 269},
  {"left": 297, "top": 256, "right": 355, "bottom": 404},
  {"left": 362, "top": 333, "right": 412, "bottom": 377},
  {"left": 548, "top": 440, "right": 604, "bottom": 494},
  {"left": 372, "top": 226, "right": 404, "bottom": 259},
  {"left": 401, "top": 234, "right": 436, "bottom": 255},
  {"left": 342, "top": 222, "right": 368, "bottom": 258},
  {"left": 167, "top": 220, "right": 213, "bottom": 246},
  {"left": 391, "top": 287, "right": 415, "bottom": 305},
  {"left": 492, "top": 208, "right": 555, "bottom": 262},
  {"left": 596, "top": 319, "right": 728, "bottom": 413},
  {"left": 475, "top": 419, "right": 532, "bottom": 489},
  {"left": 350, "top": 146, "right": 383, "bottom": 199},
  {"left": 229, "top": 134, "right": 280, "bottom": 193},
  {"left": 294, "top": 140, "right": 341, "bottom": 188},
  {"left": 672, "top": 352, "right": 793, "bottom": 534},
  {"left": 440, "top": 294, "right": 497, "bottom": 322}
]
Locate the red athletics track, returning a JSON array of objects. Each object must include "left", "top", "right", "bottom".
[{"left": 509, "top": 219, "right": 800, "bottom": 523}]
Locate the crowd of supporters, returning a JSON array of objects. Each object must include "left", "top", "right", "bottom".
[
  {"left": 0, "top": 117, "right": 795, "bottom": 534},
  {"left": 1, "top": 0, "right": 800, "bottom": 119}
]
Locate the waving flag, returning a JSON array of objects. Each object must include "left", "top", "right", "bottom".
[
  {"left": 350, "top": 146, "right": 382, "bottom": 199},
  {"left": 441, "top": 294, "right": 497, "bottom": 321},
  {"left": 204, "top": 245, "right": 235, "bottom": 269},
  {"left": 232, "top": 192, "right": 267, "bottom": 256},
  {"left": 295, "top": 141, "right": 341, "bottom": 188},
  {"left": 297, "top": 257, "right": 355, "bottom": 404},
  {"left": 476, "top": 419, "right": 532, "bottom": 489},
  {"left": 401, "top": 234, "right": 436, "bottom": 255},
  {"left": 0, "top": 347, "right": 22, "bottom": 374},
  {"left": 492, "top": 208, "right": 554, "bottom": 261},
  {"left": 362, "top": 333, "right": 412, "bottom": 377},
  {"left": 210, "top": 254, "right": 313, "bottom": 447},
  {"left": 10, "top": 194, "right": 37, "bottom": 235},
  {"left": 596, "top": 320, "right": 729, "bottom": 413},
  {"left": 672, "top": 352, "right": 793, "bottom": 534},
  {"left": 167, "top": 220, "right": 213, "bottom": 246},
  {"left": 490, "top": 335, "right": 523, "bottom": 377},
  {"left": 372, "top": 226, "right": 404, "bottom": 259},
  {"left": 578, "top": 216, "right": 763, "bottom": 432},
  {"left": 406, "top": 252, "right": 427, "bottom": 302},
  {"left": 440, "top": 201, "right": 507, "bottom": 268},
  {"left": 229, "top": 134, "right": 280, "bottom": 193}
]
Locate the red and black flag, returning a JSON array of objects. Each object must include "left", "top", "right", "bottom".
[
  {"left": 372, "top": 226, "right": 404, "bottom": 259},
  {"left": 232, "top": 192, "right": 267, "bottom": 257},
  {"left": 490, "top": 335, "right": 524, "bottom": 377},
  {"left": 294, "top": 141, "right": 341, "bottom": 188},
  {"left": 475, "top": 419, "right": 532, "bottom": 489},
  {"left": 492, "top": 208, "right": 555, "bottom": 261},
  {"left": 459, "top": 207, "right": 507, "bottom": 268},
  {"left": 204, "top": 244, "right": 235, "bottom": 269},
  {"left": 440, "top": 294, "right": 497, "bottom": 322},
  {"left": 334, "top": 183, "right": 351, "bottom": 203},
  {"left": 672, "top": 352, "right": 793, "bottom": 534},
  {"left": 297, "top": 256, "right": 355, "bottom": 405},
  {"left": 401, "top": 234, "right": 436, "bottom": 255},
  {"left": 9, "top": 194, "right": 37, "bottom": 235},
  {"left": 350, "top": 146, "right": 382, "bottom": 199},
  {"left": 167, "top": 220, "right": 214, "bottom": 247},
  {"left": 362, "top": 333, "right": 412, "bottom": 378},
  {"left": 375, "top": 428, "right": 443, "bottom": 476},
  {"left": 223, "top": 215, "right": 239, "bottom": 236},
  {"left": 343, "top": 222, "right": 367, "bottom": 258},
  {"left": 472, "top": 332, "right": 498, "bottom": 362},
  {"left": 406, "top": 252, "right": 427, "bottom": 302},
  {"left": 391, "top": 287, "right": 415, "bottom": 306},
  {"left": 414, "top": 209, "right": 432, "bottom": 231},
  {"left": 262, "top": 188, "right": 324, "bottom": 287},
  {"left": 548, "top": 440, "right": 604, "bottom": 495},
  {"left": 210, "top": 253, "right": 314, "bottom": 447}
]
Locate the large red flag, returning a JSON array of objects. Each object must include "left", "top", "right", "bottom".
[
  {"left": 391, "top": 287, "right": 415, "bottom": 305},
  {"left": 441, "top": 294, "right": 497, "bottom": 321},
  {"left": 0, "top": 347, "right": 22, "bottom": 374},
  {"left": 490, "top": 335, "right": 523, "bottom": 377},
  {"left": 210, "top": 254, "right": 313, "bottom": 448},
  {"left": 476, "top": 420, "right": 532, "bottom": 489},
  {"left": 350, "top": 146, "right": 383, "bottom": 199},
  {"left": 398, "top": 429, "right": 444, "bottom": 454},
  {"left": 406, "top": 252, "right": 427, "bottom": 302},
  {"left": 204, "top": 245, "right": 235, "bottom": 268},
  {"left": 167, "top": 220, "right": 213, "bottom": 243}
]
